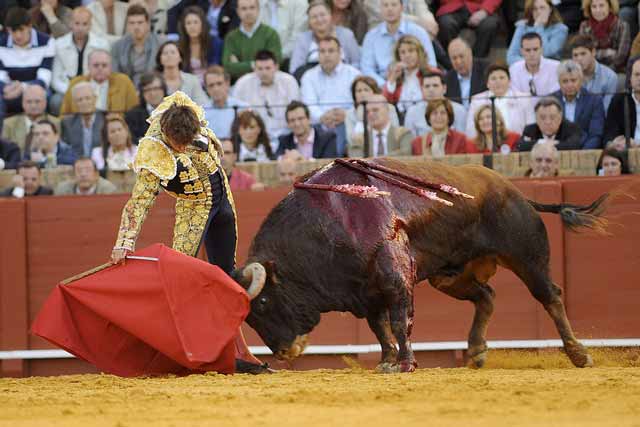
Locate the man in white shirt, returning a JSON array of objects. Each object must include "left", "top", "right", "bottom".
[
  {"left": 204, "top": 65, "right": 247, "bottom": 139},
  {"left": 509, "top": 32, "right": 560, "bottom": 98},
  {"left": 51, "top": 6, "right": 109, "bottom": 115},
  {"left": 232, "top": 49, "right": 300, "bottom": 143},
  {"left": 301, "top": 36, "right": 360, "bottom": 156},
  {"left": 404, "top": 70, "right": 467, "bottom": 137}
]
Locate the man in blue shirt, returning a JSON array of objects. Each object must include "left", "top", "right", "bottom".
[
  {"left": 203, "top": 65, "right": 247, "bottom": 139},
  {"left": 361, "top": 0, "right": 436, "bottom": 87}
]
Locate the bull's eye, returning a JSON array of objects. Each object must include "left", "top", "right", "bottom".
[{"left": 259, "top": 297, "right": 268, "bottom": 305}]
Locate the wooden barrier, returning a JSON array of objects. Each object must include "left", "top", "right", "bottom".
[
  {"left": 2, "top": 149, "right": 638, "bottom": 193},
  {"left": 1, "top": 174, "right": 639, "bottom": 376}
]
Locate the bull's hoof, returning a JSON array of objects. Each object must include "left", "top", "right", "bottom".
[
  {"left": 468, "top": 350, "right": 488, "bottom": 369},
  {"left": 399, "top": 360, "right": 417, "bottom": 373},
  {"left": 235, "top": 360, "right": 276, "bottom": 374},
  {"left": 375, "top": 362, "right": 401, "bottom": 374},
  {"left": 565, "top": 343, "right": 594, "bottom": 368}
]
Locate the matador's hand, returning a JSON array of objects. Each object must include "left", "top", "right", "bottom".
[{"left": 110, "top": 248, "right": 132, "bottom": 265}]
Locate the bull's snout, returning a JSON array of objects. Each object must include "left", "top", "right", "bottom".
[{"left": 274, "top": 335, "right": 309, "bottom": 360}]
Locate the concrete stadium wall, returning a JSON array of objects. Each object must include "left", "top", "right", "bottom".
[{"left": 1, "top": 176, "right": 639, "bottom": 376}]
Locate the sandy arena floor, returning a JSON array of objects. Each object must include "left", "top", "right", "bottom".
[{"left": 1, "top": 349, "right": 639, "bottom": 427}]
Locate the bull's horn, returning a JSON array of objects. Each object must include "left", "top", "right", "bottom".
[{"left": 243, "top": 263, "right": 266, "bottom": 299}]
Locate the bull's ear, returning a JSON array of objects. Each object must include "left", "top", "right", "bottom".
[{"left": 263, "top": 261, "right": 278, "bottom": 285}]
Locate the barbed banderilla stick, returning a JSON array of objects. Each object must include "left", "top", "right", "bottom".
[{"left": 60, "top": 256, "right": 159, "bottom": 285}]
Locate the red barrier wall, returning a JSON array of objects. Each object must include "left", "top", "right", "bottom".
[{"left": 1, "top": 177, "right": 639, "bottom": 376}]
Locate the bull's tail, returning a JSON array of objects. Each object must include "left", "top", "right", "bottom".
[{"left": 528, "top": 193, "right": 611, "bottom": 234}]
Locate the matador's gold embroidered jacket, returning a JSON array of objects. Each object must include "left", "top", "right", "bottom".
[{"left": 113, "top": 91, "right": 237, "bottom": 257}]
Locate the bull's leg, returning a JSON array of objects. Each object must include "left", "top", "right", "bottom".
[
  {"left": 518, "top": 270, "right": 593, "bottom": 368},
  {"left": 373, "top": 234, "right": 417, "bottom": 373},
  {"left": 366, "top": 310, "right": 398, "bottom": 371},
  {"left": 430, "top": 274, "right": 496, "bottom": 368}
]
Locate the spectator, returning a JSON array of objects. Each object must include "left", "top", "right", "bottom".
[
  {"left": 382, "top": 35, "right": 436, "bottom": 113},
  {"left": 203, "top": 66, "right": 247, "bottom": 140},
  {"left": 51, "top": 6, "right": 110, "bottom": 115},
  {"left": 509, "top": 32, "right": 560, "bottom": 97},
  {"left": 328, "top": 0, "right": 369, "bottom": 44},
  {"left": 222, "top": 0, "right": 282, "bottom": 80},
  {"left": 0, "top": 7, "right": 55, "bottom": 116},
  {"left": 61, "top": 49, "right": 139, "bottom": 115},
  {"left": 411, "top": 98, "right": 467, "bottom": 157},
  {"left": 221, "top": 138, "right": 264, "bottom": 191},
  {"left": 605, "top": 134, "right": 629, "bottom": 149},
  {"left": 258, "top": 0, "right": 308, "bottom": 61},
  {"left": 345, "top": 75, "right": 400, "bottom": 147},
  {"left": 232, "top": 50, "right": 300, "bottom": 142},
  {"left": 0, "top": 138, "right": 21, "bottom": 171},
  {"left": 155, "top": 41, "right": 209, "bottom": 105},
  {"left": 277, "top": 101, "right": 338, "bottom": 159},
  {"left": 231, "top": 110, "right": 275, "bottom": 162},
  {"left": 349, "top": 93, "right": 412, "bottom": 157},
  {"left": 301, "top": 36, "right": 360, "bottom": 157},
  {"left": 0, "top": 160, "right": 53, "bottom": 197},
  {"left": 276, "top": 156, "right": 299, "bottom": 186},
  {"left": 578, "top": 0, "right": 630, "bottom": 72},
  {"left": 54, "top": 157, "right": 118, "bottom": 195},
  {"left": 92, "top": 115, "right": 138, "bottom": 172},
  {"left": 167, "top": 0, "right": 239, "bottom": 40},
  {"left": 129, "top": 0, "right": 170, "bottom": 36},
  {"left": 465, "top": 105, "right": 520, "bottom": 154},
  {"left": 24, "top": 119, "right": 76, "bottom": 167},
  {"left": 29, "top": 0, "right": 72, "bottom": 38},
  {"left": 525, "top": 140, "right": 559, "bottom": 177},
  {"left": 506, "top": 0, "right": 568, "bottom": 65},
  {"left": 178, "top": 6, "right": 222, "bottom": 84},
  {"left": 517, "top": 97, "right": 583, "bottom": 151},
  {"left": 596, "top": 146, "right": 630, "bottom": 175},
  {"left": 1, "top": 84, "right": 60, "bottom": 153},
  {"left": 404, "top": 70, "right": 467, "bottom": 137},
  {"left": 111, "top": 4, "right": 163, "bottom": 87},
  {"left": 435, "top": 0, "right": 502, "bottom": 59},
  {"left": 125, "top": 72, "right": 167, "bottom": 144},
  {"left": 361, "top": 0, "right": 436, "bottom": 87},
  {"left": 444, "top": 37, "right": 487, "bottom": 107},
  {"left": 86, "top": 0, "right": 128, "bottom": 46},
  {"left": 61, "top": 82, "right": 105, "bottom": 158},
  {"left": 570, "top": 34, "right": 618, "bottom": 111},
  {"left": 618, "top": 0, "right": 638, "bottom": 37},
  {"left": 551, "top": 60, "right": 605, "bottom": 149},
  {"left": 466, "top": 63, "right": 535, "bottom": 138},
  {"left": 290, "top": 0, "right": 360, "bottom": 79},
  {"left": 362, "top": 0, "right": 439, "bottom": 38},
  {"left": 603, "top": 56, "right": 640, "bottom": 145}
]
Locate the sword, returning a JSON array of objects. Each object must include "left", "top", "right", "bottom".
[{"left": 60, "top": 256, "right": 159, "bottom": 285}]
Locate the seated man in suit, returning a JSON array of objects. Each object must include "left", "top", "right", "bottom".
[
  {"left": 444, "top": 38, "right": 487, "bottom": 107},
  {"left": 0, "top": 138, "right": 21, "bottom": 170},
  {"left": 1, "top": 84, "right": 60, "bottom": 153},
  {"left": 603, "top": 56, "right": 640, "bottom": 147},
  {"left": 60, "top": 49, "right": 139, "bottom": 115},
  {"left": 276, "top": 101, "right": 338, "bottom": 159},
  {"left": 348, "top": 93, "right": 413, "bottom": 158},
  {"left": 24, "top": 119, "right": 76, "bottom": 167},
  {"left": 0, "top": 160, "right": 53, "bottom": 198},
  {"left": 551, "top": 60, "right": 604, "bottom": 149},
  {"left": 125, "top": 72, "right": 167, "bottom": 144},
  {"left": 54, "top": 157, "right": 117, "bottom": 195},
  {"left": 61, "top": 82, "right": 104, "bottom": 158},
  {"left": 518, "top": 97, "right": 583, "bottom": 151}
]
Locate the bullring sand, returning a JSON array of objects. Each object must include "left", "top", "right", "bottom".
[{"left": 1, "top": 349, "right": 639, "bottom": 427}]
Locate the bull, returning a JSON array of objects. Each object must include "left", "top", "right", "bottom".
[{"left": 233, "top": 158, "right": 610, "bottom": 372}]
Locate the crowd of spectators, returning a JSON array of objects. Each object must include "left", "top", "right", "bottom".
[{"left": 1, "top": 0, "right": 639, "bottom": 199}]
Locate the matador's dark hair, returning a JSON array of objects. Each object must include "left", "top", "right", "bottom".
[{"left": 160, "top": 104, "right": 200, "bottom": 147}]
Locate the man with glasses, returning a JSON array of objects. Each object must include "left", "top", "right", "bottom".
[
  {"left": 60, "top": 49, "right": 139, "bottom": 116},
  {"left": 125, "top": 72, "right": 167, "bottom": 144},
  {"left": 232, "top": 49, "right": 300, "bottom": 143},
  {"left": 509, "top": 32, "right": 560, "bottom": 98},
  {"left": 517, "top": 97, "right": 582, "bottom": 151},
  {"left": 203, "top": 66, "right": 247, "bottom": 140}
]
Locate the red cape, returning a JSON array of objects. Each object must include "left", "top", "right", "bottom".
[{"left": 31, "top": 244, "right": 250, "bottom": 376}]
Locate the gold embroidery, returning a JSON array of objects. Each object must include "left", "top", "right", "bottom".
[
  {"left": 133, "top": 137, "right": 177, "bottom": 180},
  {"left": 114, "top": 169, "right": 160, "bottom": 251}
]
